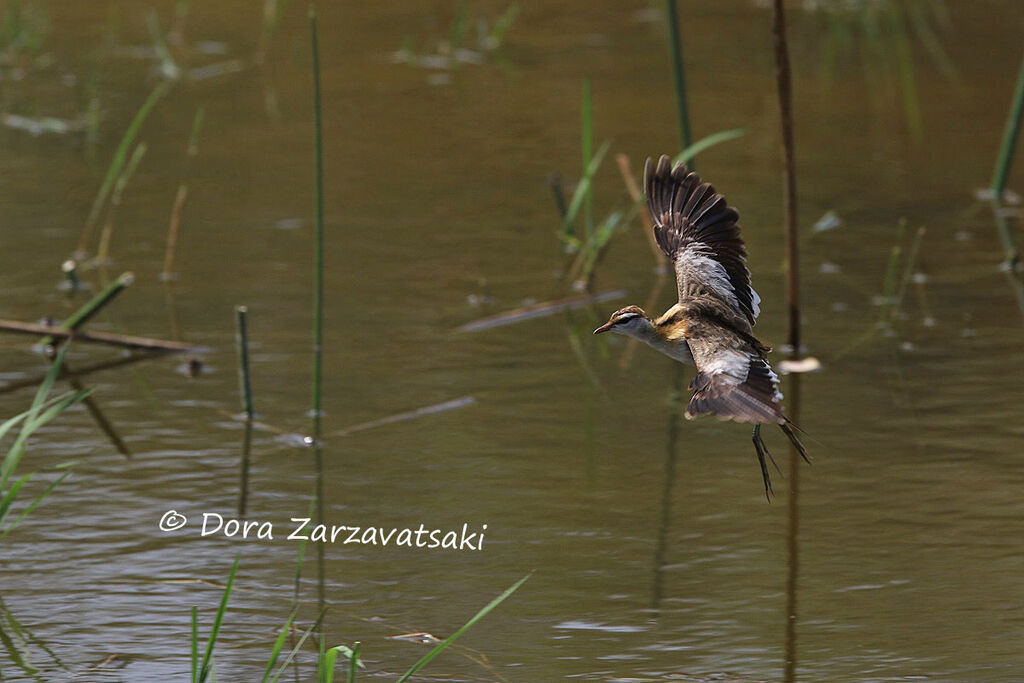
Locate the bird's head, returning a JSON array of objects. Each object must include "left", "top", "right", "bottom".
[{"left": 593, "top": 305, "right": 647, "bottom": 335}]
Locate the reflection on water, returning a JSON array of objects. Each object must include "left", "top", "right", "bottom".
[{"left": 2, "top": 1, "right": 1024, "bottom": 681}]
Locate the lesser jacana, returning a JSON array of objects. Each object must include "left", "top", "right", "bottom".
[{"left": 594, "top": 155, "right": 808, "bottom": 497}]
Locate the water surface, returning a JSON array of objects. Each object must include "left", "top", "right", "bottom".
[{"left": 1, "top": 1, "right": 1023, "bottom": 681}]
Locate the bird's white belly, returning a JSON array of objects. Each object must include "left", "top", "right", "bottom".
[{"left": 643, "top": 336, "right": 695, "bottom": 365}]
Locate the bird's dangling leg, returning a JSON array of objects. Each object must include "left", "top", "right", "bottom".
[
  {"left": 752, "top": 424, "right": 777, "bottom": 501},
  {"left": 779, "top": 420, "right": 811, "bottom": 464}
]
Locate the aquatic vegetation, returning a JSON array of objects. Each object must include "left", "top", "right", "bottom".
[
  {"left": 771, "top": 0, "right": 802, "bottom": 354},
  {"left": 0, "top": 345, "right": 90, "bottom": 542},
  {"left": 663, "top": 0, "right": 693, "bottom": 151},
  {"left": 809, "top": 0, "right": 960, "bottom": 138},
  {"left": 163, "top": 107, "right": 206, "bottom": 281},
  {"left": 0, "top": 0, "right": 48, "bottom": 60},
  {"left": 392, "top": 2, "right": 519, "bottom": 74},
  {"left": 190, "top": 556, "right": 238, "bottom": 683},
  {"left": 990, "top": 51, "right": 1024, "bottom": 201},
  {"left": 187, "top": 556, "right": 527, "bottom": 682},
  {"left": 77, "top": 81, "right": 170, "bottom": 258}
]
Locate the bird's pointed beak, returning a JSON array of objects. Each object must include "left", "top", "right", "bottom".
[{"left": 593, "top": 320, "right": 615, "bottom": 335}]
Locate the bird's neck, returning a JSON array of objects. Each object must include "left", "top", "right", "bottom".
[{"left": 620, "top": 317, "right": 695, "bottom": 365}]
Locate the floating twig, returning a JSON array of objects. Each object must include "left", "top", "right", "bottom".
[
  {"left": 328, "top": 396, "right": 476, "bottom": 438},
  {"left": 0, "top": 318, "right": 198, "bottom": 353},
  {"left": 456, "top": 290, "right": 626, "bottom": 333}
]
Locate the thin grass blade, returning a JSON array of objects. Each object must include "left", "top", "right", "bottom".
[
  {"left": 347, "top": 643, "right": 362, "bottom": 683},
  {"left": 396, "top": 574, "right": 531, "bottom": 682},
  {"left": 261, "top": 608, "right": 298, "bottom": 683},
  {"left": 0, "top": 470, "right": 69, "bottom": 540},
  {"left": 672, "top": 128, "right": 747, "bottom": 165},
  {"left": 560, "top": 140, "right": 611, "bottom": 243},
  {"left": 198, "top": 555, "right": 240, "bottom": 683},
  {"left": 191, "top": 605, "right": 198, "bottom": 683},
  {"left": 79, "top": 81, "right": 171, "bottom": 253},
  {"left": 267, "top": 610, "right": 327, "bottom": 683}
]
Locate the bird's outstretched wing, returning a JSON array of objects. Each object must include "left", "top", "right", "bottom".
[
  {"left": 644, "top": 155, "right": 760, "bottom": 328},
  {"left": 683, "top": 318, "right": 783, "bottom": 425}
]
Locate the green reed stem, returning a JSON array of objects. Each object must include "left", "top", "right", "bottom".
[
  {"left": 894, "top": 225, "right": 926, "bottom": 308},
  {"left": 235, "top": 306, "right": 254, "bottom": 418},
  {"left": 396, "top": 574, "right": 531, "bottom": 682},
  {"left": 197, "top": 555, "right": 239, "bottom": 683},
  {"left": 190, "top": 606, "right": 198, "bottom": 683},
  {"left": 61, "top": 259, "right": 81, "bottom": 293},
  {"left": 39, "top": 272, "right": 134, "bottom": 349},
  {"left": 308, "top": 2, "right": 327, "bottom": 620},
  {"left": 78, "top": 81, "right": 170, "bottom": 256},
  {"left": 347, "top": 642, "right": 361, "bottom": 682},
  {"left": 991, "top": 49, "right": 1024, "bottom": 198},
  {"left": 664, "top": 0, "right": 693, "bottom": 155},
  {"left": 581, "top": 78, "right": 594, "bottom": 239},
  {"left": 97, "top": 142, "right": 148, "bottom": 263},
  {"left": 878, "top": 220, "right": 907, "bottom": 327},
  {"left": 309, "top": 5, "right": 324, "bottom": 444}
]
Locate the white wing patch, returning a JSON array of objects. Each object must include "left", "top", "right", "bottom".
[
  {"left": 682, "top": 247, "right": 734, "bottom": 301},
  {"left": 702, "top": 349, "right": 750, "bottom": 384},
  {"left": 757, "top": 357, "right": 784, "bottom": 402},
  {"left": 683, "top": 244, "right": 758, "bottom": 321}
]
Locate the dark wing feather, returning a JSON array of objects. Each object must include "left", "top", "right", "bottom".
[
  {"left": 684, "top": 322, "right": 783, "bottom": 425},
  {"left": 644, "top": 155, "right": 760, "bottom": 327}
]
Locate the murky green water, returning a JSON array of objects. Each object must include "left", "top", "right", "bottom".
[{"left": 2, "top": 1, "right": 1023, "bottom": 681}]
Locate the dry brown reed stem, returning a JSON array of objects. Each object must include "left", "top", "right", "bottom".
[
  {"left": 163, "top": 185, "right": 189, "bottom": 279},
  {"left": 615, "top": 153, "right": 666, "bottom": 269},
  {"left": 772, "top": 0, "right": 801, "bottom": 356}
]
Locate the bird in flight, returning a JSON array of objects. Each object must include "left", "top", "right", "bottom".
[{"left": 593, "top": 155, "right": 808, "bottom": 497}]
